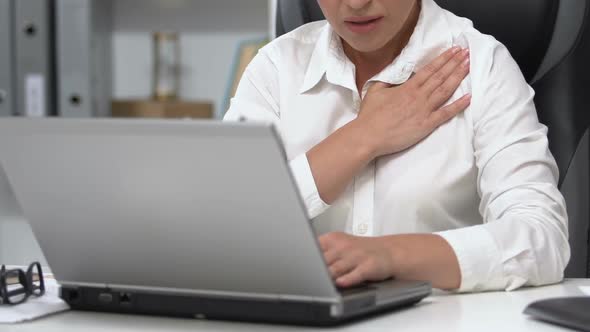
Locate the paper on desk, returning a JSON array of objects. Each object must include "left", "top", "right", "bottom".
[{"left": 0, "top": 278, "right": 70, "bottom": 324}]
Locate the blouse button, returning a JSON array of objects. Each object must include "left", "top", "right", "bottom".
[{"left": 356, "top": 222, "right": 369, "bottom": 235}]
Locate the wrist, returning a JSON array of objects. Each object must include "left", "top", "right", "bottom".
[
  {"left": 379, "top": 235, "right": 409, "bottom": 277},
  {"left": 380, "top": 234, "right": 462, "bottom": 289},
  {"left": 346, "top": 119, "right": 379, "bottom": 161}
]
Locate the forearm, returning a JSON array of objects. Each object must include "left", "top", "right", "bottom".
[
  {"left": 307, "top": 119, "right": 375, "bottom": 204},
  {"left": 384, "top": 234, "right": 461, "bottom": 290}
]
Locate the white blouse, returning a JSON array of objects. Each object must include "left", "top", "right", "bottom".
[{"left": 223, "top": 0, "right": 570, "bottom": 292}]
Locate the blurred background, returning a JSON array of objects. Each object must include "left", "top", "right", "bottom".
[{"left": 0, "top": 0, "right": 277, "bottom": 266}]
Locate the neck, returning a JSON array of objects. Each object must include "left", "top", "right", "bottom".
[{"left": 343, "top": 0, "right": 421, "bottom": 93}]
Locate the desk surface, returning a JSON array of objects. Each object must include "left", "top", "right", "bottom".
[{"left": 8, "top": 279, "right": 590, "bottom": 332}]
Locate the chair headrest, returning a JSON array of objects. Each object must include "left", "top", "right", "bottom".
[{"left": 437, "top": 0, "right": 558, "bottom": 82}]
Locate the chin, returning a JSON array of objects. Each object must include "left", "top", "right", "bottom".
[{"left": 344, "top": 39, "right": 389, "bottom": 53}]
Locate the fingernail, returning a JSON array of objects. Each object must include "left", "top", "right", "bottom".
[
  {"left": 464, "top": 93, "right": 472, "bottom": 101},
  {"left": 462, "top": 58, "right": 470, "bottom": 68},
  {"left": 451, "top": 46, "right": 461, "bottom": 54},
  {"left": 462, "top": 49, "right": 470, "bottom": 57}
]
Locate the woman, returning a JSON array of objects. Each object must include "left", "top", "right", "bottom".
[{"left": 224, "top": 0, "right": 570, "bottom": 292}]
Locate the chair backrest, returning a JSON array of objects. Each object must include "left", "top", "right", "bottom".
[{"left": 276, "top": 0, "right": 590, "bottom": 278}]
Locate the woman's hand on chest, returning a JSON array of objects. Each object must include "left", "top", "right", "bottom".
[{"left": 355, "top": 47, "right": 472, "bottom": 159}]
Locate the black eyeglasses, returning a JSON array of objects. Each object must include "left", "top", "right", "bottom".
[{"left": 0, "top": 262, "right": 46, "bottom": 305}]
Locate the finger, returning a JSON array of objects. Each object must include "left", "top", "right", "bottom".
[
  {"left": 426, "top": 54, "right": 470, "bottom": 108},
  {"left": 336, "top": 267, "right": 366, "bottom": 288},
  {"left": 428, "top": 94, "right": 471, "bottom": 128},
  {"left": 410, "top": 47, "right": 462, "bottom": 87},
  {"left": 329, "top": 260, "right": 356, "bottom": 279},
  {"left": 323, "top": 250, "right": 341, "bottom": 266},
  {"left": 318, "top": 235, "right": 332, "bottom": 252},
  {"left": 421, "top": 48, "right": 469, "bottom": 97}
]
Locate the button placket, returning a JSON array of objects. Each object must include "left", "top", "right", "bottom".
[
  {"left": 352, "top": 160, "right": 376, "bottom": 237},
  {"left": 356, "top": 222, "right": 369, "bottom": 235},
  {"left": 351, "top": 90, "right": 362, "bottom": 111}
]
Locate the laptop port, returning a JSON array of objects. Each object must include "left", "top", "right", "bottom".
[
  {"left": 119, "top": 292, "right": 132, "bottom": 305},
  {"left": 98, "top": 292, "right": 113, "bottom": 304},
  {"left": 194, "top": 313, "right": 207, "bottom": 320},
  {"left": 66, "top": 289, "right": 80, "bottom": 302}
]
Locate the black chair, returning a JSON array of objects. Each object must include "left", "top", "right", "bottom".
[{"left": 276, "top": 0, "right": 590, "bottom": 278}]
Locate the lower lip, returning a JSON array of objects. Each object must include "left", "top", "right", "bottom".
[{"left": 345, "top": 17, "right": 383, "bottom": 34}]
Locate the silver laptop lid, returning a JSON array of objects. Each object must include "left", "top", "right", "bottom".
[
  {"left": 0, "top": 163, "right": 23, "bottom": 219},
  {"left": 0, "top": 118, "right": 339, "bottom": 302}
]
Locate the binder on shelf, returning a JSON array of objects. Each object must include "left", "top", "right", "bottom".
[
  {"left": 56, "top": 0, "right": 112, "bottom": 118},
  {"left": 0, "top": 0, "right": 15, "bottom": 117},
  {"left": 14, "top": 0, "right": 55, "bottom": 117}
]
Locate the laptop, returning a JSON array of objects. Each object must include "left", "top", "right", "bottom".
[{"left": 0, "top": 118, "right": 431, "bottom": 326}]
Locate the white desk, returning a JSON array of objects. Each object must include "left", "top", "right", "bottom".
[{"left": 7, "top": 279, "right": 590, "bottom": 332}]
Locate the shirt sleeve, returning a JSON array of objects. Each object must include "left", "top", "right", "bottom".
[
  {"left": 223, "top": 50, "right": 330, "bottom": 219},
  {"left": 437, "top": 38, "right": 570, "bottom": 292}
]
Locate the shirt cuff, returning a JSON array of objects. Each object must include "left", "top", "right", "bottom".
[
  {"left": 288, "top": 153, "right": 330, "bottom": 219},
  {"left": 436, "top": 225, "right": 503, "bottom": 292}
]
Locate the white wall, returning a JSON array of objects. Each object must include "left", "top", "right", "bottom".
[{"left": 112, "top": 0, "right": 269, "bottom": 118}]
